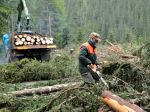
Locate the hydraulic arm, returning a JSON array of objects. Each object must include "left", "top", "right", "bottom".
[{"left": 17, "top": 0, "right": 30, "bottom": 32}]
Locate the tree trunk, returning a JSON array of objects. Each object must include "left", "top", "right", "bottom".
[
  {"left": 10, "top": 82, "right": 82, "bottom": 97},
  {"left": 100, "top": 90, "right": 144, "bottom": 112}
]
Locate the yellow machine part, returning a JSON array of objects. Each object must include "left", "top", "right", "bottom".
[{"left": 14, "top": 45, "right": 57, "bottom": 50}]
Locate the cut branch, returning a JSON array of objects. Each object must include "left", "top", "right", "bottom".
[{"left": 35, "top": 86, "right": 87, "bottom": 112}]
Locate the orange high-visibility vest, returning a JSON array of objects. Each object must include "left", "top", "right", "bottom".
[{"left": 80, "top": 42, "right": 96, "bottom": 54}]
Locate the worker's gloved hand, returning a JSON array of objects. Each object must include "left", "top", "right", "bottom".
[
  {"left": 88, "top": 64, "right": 94, "bottom": 69},
  {"left": 88, "top": 64, "right": 97, "bottom": 72}
]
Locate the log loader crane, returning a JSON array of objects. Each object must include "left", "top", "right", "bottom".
[{"left": 6, "top": 0, "right": 56, "bottom": 62}]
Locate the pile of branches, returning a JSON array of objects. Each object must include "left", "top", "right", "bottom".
[
  {"left": 133, "top": 42, "right": 150, "bottom": 69},
  {"left": 0, "top": 83, "right": 104, "bottom": 112},
  {"left": 102, "top": 62, "right": 150, "bottom": 111},
  {"left": 103, "top": 62, "right": 150, "bottom": 91},
  {"left": 35, "top": 86, "right": 102, "bottom": 112}
]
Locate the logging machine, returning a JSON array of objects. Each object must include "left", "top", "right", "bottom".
[{"left": 6, "top": 0, "right": 56, "bottom": 62}]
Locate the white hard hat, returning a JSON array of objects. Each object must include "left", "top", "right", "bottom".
[{"left": 89, "top": 32, "right": 101, "bottom": 41}]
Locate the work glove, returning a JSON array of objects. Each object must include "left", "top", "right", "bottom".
[{"left": 88, "top": 64, "right": 97, "bottom": 72}]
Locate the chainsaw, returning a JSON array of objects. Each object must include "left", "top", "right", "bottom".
[{"left": 88, "top": 64, "right": 109, "bottom": 89}]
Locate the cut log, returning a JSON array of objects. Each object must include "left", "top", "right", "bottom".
[
  {"left": 15, "top": 42, "right": 19, "bottom": 46},
  {"left": 10, "top": 82, "right": 82, "bottom": 97},
  {"left": 14, "top": 35, "right": 18, "bottom": 39},
  {"left": 32, "top": 36, "right": 36, "bottom": 39},
  {"left": 46, "top": 40, "right": 51, "bottom": 44},
  {"left": 35, "top": 42, "right": 39, "bottom": 45},
  {"left": 24, "top": 42, "right": 28, "bottom": 45},
  {"left": 36, "top": 36, "right": 40, "bottom": 39},
  {"left": 41, "top": 40, "right": 46, "bottom": 44},
  {"left": 27, "top": 42, "right": 31, "bottom": 45},
  {"left": 21, "top": 38, "right": 25, "bottom": 42},
  {"left": 44, "top": 37, "right": 48, "bottom": 40},
  {"left": 18, "top": 35, "right": 23, "bottom": 38},
  {"left": 50, "top": 38, "right": 53, "bottom": 41},
  {"left": 31, "top": 39, "right": 35, "bottom": 43},
  {"left": 37, "top": 39, "right": 40, "bottom": 42},
  {"left": 19, "top": 41, "right": 23, "bottom": 45},
  {"left": 49, "top": 39, "right": 53, "bottom": 44},
  {"left": 23, "top": 34, "right": 27, "bottom": 37},
  {"left": 100, "top": 90, "right": 144, "bottom": 112},
  {"left": 13, "top": 33, "right": 54, "bottom": 46},
  {"left": 16, "top": 38, "right": 20, "bottom": 42},
  {"left": 40, "top": 37, "right": 44, "bottom": 41},
  {"left": 26, "top": 36, "right": 31, "bottom": 41}
]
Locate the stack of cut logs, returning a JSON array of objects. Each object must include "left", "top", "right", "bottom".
[{"left": 14, "top": 34, "right": 54, "bottom": 46}]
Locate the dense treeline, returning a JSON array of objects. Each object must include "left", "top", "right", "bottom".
[
  {"left": 0, "top": 0, "right": 150, "bottom": 44},
  {"left": 0, "top": 0, "right": 13, "bottom": 35},
  {"left": 65, "top": 0, "right": 150, "bottom": 43}
]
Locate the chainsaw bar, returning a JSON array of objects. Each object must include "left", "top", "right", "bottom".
[{"left": 88, "top": 66, "right": 109, "bottom": 89}]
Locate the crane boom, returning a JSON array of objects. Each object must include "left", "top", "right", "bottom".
[
  {"left": 17, "top": 0, "right": 30, "bottom": 32},
  {"left": 22, "top": 0, "right": 29, "bottom": 16}
]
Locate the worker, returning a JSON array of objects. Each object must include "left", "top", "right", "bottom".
[
  {"left": 78, "top": 32, "right": 101, "bottom": 87},
  {"left": 2, "top": 33, "right": 9, "bottom": 55}
]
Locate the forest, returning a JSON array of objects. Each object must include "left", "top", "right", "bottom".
[
  {"left": 0, "top": 0, "right": 150, "bottom": 112},
  {"left": 0, "top": 0, "right": 150, "bottom": 44}
]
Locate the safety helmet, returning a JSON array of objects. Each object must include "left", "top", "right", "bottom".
[{"left": 89, "top": 32, "right": 101, "bottom": 41}]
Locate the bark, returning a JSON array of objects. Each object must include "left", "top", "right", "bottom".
[
  {"left": 10, "top": 82, "right": 82, "bottom": 97},
  {"left": 101, "top": 90, "right": 144, "bottom": 112}
]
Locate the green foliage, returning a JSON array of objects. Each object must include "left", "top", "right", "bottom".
[
  {"left": 54, "top": 32, "right": 63, "bottom": 48},
  {"left": 0, "top": 1, "right": 13, "bottom": 35},
  {"left": 49, "top": 0, "right": 65, "bottom": 15},
  {"left": 65, "top": 0, "right": 150, "bottom": 43},
  {"left": 36, "top": 85, "right": 103, "bottom": 112},
  {"left": 0, "top": 60, "right": 149, "bottom": 111},
  {"left": 0, "top": 55, "right": 79, "bottom": 83},
  {"left": 103, "top": 62, "right": 150, "bottom": 92},
  {"left": 0, "top": 93, "right": 15, "bottom": 112},
  {"left": 140, "top": 43, "right": 150, "bottom": 69},
  {"left": 1, "top": 0, "right": 150, "bottom": 45},
  {"left": 15, "top": 95, "right": 53, "bottom": 112}
]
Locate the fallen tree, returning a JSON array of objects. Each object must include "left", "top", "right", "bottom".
[
  {"left": 10, "top": 82, "right": 82, "bottom": 97},
  {"left": 100, "top": 90, "right": 144, "bottom": 112}
]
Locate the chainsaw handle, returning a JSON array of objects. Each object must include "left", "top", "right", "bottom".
[
  {"left": 88, "top": 64, "right": 97, "bottom": 72},
  {"left": 88, "top": 65, "right": 109, "bottom": 89},
  {"left": 88, "top": 64, "right": 97, "bottom": 68}
]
